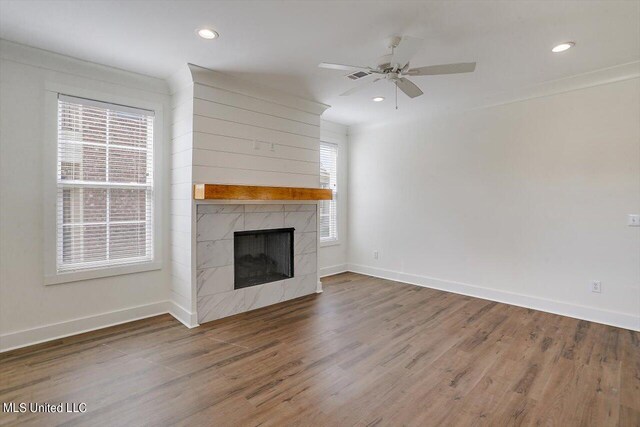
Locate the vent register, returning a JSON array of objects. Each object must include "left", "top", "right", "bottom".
[{"left": 346, "top": 70, "right": 372, "bottom": 80}]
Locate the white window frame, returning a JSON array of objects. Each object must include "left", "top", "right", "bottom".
[
  {"left": 43, "top": 83, "right": 163, "bottom": 285},
  {"left": 319, "top": 141, "right": 339, "bottom": 246}
]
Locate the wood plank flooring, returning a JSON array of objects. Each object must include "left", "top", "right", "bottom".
[{"left": 1, "top": 272, "right": 638, "bottom": 426}]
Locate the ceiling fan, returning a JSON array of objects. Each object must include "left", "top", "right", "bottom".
[{"left": 319, "top": 36, "right": 476, "bottom": 105}]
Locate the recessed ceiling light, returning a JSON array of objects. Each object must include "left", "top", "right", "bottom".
[
  {"left": 552, "top": 42, "right": 575, "bottom": 53},
  {"left": 197, "top": 28, "right": 219, "bottom": 40},
  {"left": 372, "top": 97, "right": 385, "bottom": 102}
]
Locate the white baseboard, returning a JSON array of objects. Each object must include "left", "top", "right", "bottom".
[
  {"left": 319, "top": 263, "right": 348, "bottom": 278},
  {"left": 168, "top": 301, "right": 199, "bottom": 328},
  {"left": 4, "top": 265, "right": 635, "bottom": 353},
  {"left": 347, "top": 263, "right": 640, "bottom": 332},
  {"left": 0, "top": 300, "right": 199, "bottom": 353}
]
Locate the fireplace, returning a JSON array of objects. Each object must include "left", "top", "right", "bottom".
[
  {"left": 196, "top": 204, "right": 318, "bottom": 324},
  {"left": 234, "top": 228, "right": 294, "bottom": 289}
]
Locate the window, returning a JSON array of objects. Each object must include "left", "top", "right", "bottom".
[
  {"left": 319, "top": 142, "right": 338, "bottom": 242},
  {"left": 56, "top": 95, "right": 155, "bottom": 273}
]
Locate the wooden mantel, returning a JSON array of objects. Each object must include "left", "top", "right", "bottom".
[{"left": 193, "top": 184, "right": 332, "bottom": 201}]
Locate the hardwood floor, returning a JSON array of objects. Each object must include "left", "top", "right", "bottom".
[{"left": 1, "top": 272, "right": 638, "bottom": 426}]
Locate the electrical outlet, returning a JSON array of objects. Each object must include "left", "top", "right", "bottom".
[
  {"left": 628, "top": 214, "right": 640, "bottom": 226},
  {"left": 591, "top": 281, "right": 602, "bottom": 293},
  {"left": 373, "top": 250, "right": 379, "bottom": 260}
]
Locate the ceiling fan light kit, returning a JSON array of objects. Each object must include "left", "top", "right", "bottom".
[{"left": 319, "top": 35, "right": 476, "bottom": 108}]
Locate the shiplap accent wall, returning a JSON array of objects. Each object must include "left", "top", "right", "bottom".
[
  {"left": 190, "top": 71, "right": 326, "bottom": 188},
  {"left": 169, "top": 75, "right": 195, "bottom": 322},
  {"left": 168, "top": 64, "right": 329, "bottom": 323}
]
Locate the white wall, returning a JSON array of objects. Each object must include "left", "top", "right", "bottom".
[
  {"left": 348, "top": 77, "right": 640, "bottom": 331},
  {"left": 0, "top": 41, "right": 172, "bottom": 350},
  {"left": 319, "top": 120, "right": 348, "bottom": 276}
]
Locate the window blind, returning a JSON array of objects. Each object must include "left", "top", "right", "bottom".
[
  {"left": 56, "top": 95, "right": 154, "bottom": 273},
  {"left": 319, "top": 142, "right": 338, "bottom": 242}
]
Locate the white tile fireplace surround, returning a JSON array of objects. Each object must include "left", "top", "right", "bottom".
[{"left": 196, "top": 203, "right": 318, "bottom": 323}]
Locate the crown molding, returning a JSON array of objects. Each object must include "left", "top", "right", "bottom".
[{"left": 0, "top": 39, "right": 169, "bottom": 95}]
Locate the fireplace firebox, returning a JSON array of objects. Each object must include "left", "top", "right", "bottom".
[{"left": 234, "top": 228, "right": 294, "bottom": 289}]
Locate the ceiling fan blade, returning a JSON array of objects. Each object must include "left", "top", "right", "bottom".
[
  {"left": 319, "top": 62, "right": 371, "bottom": 71},
  {"left": 339, "top": 78, "right": 381, "bottom": 96},
  {"left": 391, "top": 36, "right": 423, "bottom": 70},
  {"left": 396, "top": 78, "right": 423, "bottom": 98},
  {"left": 406, "top": 62, "right": 476, "bottom": 76}
]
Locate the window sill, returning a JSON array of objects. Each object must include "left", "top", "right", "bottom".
[
  {"left": 44, "top": 261, "right": 162, "bottom": 286},
  {"left": 320, "top": 239, "right": 341, "bottom": 248}
]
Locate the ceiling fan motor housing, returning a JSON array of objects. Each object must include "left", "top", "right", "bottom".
[
  {"left": 387, "top": 35, "right": 402, "bottom": 49},
  {"left": 375, "top": 53, "right": 394, "bottom": 72}
]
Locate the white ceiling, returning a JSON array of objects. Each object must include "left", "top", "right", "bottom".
[{"left": 1, "top": 1, "right": 638, "bottom": 125}]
